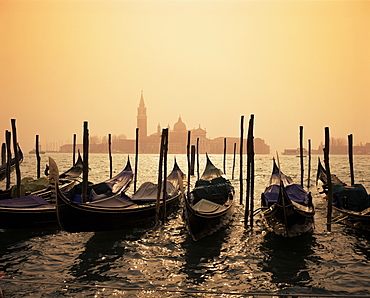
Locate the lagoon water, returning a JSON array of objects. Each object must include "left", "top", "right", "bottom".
[{"left": 1, "top": 153, "right": 370, "bottom": 297}]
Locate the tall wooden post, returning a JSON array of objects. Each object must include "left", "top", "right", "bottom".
[
  {"left": 245, "top": 115, "right": 255, "bottom": 228},
  {"left": 162, "top": 128, "right": 169, "bottom": 224},
  {"left": 190, "top": 145, "right": 195, "bottom": 176},
  {"left": 11, "top": 119, "right": 21, "bottom": 198},
  {"left": 187, "top": 131, "right": 191, "bottom": 196},
  {"left": 232, "top": 143, "right": 236, "bottom": 180},
  {"left": 299, "top": 126, "right": 304, "bottom": 188},
  {"left": 155, "top": 129, "right": 165, "bottom": 224},
  {"left": 5, "top": 131, "right": 11, "bottom": 190},
  {"left": 1, "top": 143, "right": 5, "bottom": 165},
  {"left": 324, "top": 127, "right": 333, "bottom": 232},
  {"left": 196, "top": 138, "right": 200, "bottom": 180},
  {"left": 36, "top": 135, "right": 41, "bottom": 179},
  {"left": 307, "top": 139, "right": 311, "bottom": 189},
  {"left": 108, "top": 133, "right": 112, "bottom": 179},
  {"left": 348, "top": 134, "right": 355, "bottom": 186},
  {"left": 239, "top": 115, "right": 244, "bottom": 205},
  {"left": 223, "top": 138, "right": 227, "bottom": 174},
  {"left": 134, "top": 128, "right": 139, "bottom": 193},
  {"left": 73, "top": 134, "right": 77, "bottom": 165},
  {"left": 82, "top": 121, "right": 89, "bottom": 203}
]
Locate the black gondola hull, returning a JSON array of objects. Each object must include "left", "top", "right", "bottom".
[
  {"left": 184, "top": 198, "right": 234, "bottom": 241},
  {"left": 56, "top": 190, "right": 182, "bottom": 232}
]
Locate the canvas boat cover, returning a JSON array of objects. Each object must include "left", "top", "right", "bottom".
[
  {"left": 191, "top": 176, "right": 233, "bottom": 205},
  {"left": 0, "top": 194, "right": 53, "bottom": 209},
  {"left": 131, "top": 181, "right": 176, "bottom": 202},
  {"left": 192, "top": 198, "right": 228, "bottom": 214},
  {"left": 262, "top": 183, "right": 311, "bottom": 206},
  {"left": 85, "top": 193, "right": 137, "bottom": 208},
  {"left": 332, "top": 184, "right": 370, "bottom": 212},
  {"left": 11, "top": 177, "right": 50, "bottom": 198}
]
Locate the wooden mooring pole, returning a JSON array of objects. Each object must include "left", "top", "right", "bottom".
[
  {"left": 223, "top": 138, "right": 226, "bottom": 175},
  {"left": 299, "top": 126, "right": 304, "bottom": 188},
  {"left": 155, "top": 129, "right": 166, "bottom": 224},
  {"left": 134, "top": 128, "right": 139, "bottom": 193},
  {"left": 307, "top": 139, "right": 311, "bottom": 189},
  {"left": 239, "top": 115, "right": 244, "bottom": 205},
  {"left": 245, "top": 114, "right": 255, "bottom": 228},
  {"left": 11, "top": 119, "right": 21, "bottom": 198},
  {"left": 5, "top": 131, "right": 11, "bottom": 190},
  {"left": 324, "top": 127, "right": 333, "bottom": 232},
  {"left": 73, "top": 134, "right": 77, "bottom": 165},
  {"left": 108, "top": 134, "right": 112, "bottom": 179},
  {"left": 82, "top": 121, "right": 89, "bottom": 203},
  {"left": 348, "top": 134, "right": 355, "bottom": 186},
  {"left": 35, "top": 135, "right": 41, "bottom": 179}
]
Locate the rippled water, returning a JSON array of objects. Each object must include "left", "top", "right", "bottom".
[{"left": 1, "top": 153, "right": 370, "bottom": 297}]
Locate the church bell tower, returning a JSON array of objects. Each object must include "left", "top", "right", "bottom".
[{"left": 137, "top": 91, "right": 147, "bottom": 138}]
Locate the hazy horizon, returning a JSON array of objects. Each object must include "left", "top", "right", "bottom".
[{"left": 1, "top": 0, "right": 369, "bottom": 154}]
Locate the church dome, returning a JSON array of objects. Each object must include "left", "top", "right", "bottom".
[{"left": 174, "top": 116, "right": 186, "bottom": 131}]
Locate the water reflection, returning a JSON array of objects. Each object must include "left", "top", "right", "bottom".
[
  {"left": 180, "top": 227, "right": 230, "bottom": 285},
  {"left": 69, "top": 228, "right": 146, "bottom": 283},
  {"left": 260, "top": 233, "right": 316, "bottom": 288}
]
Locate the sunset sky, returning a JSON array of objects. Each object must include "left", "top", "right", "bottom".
[{"left": 1, "top": 0, "right": 369, "bottom": 154}]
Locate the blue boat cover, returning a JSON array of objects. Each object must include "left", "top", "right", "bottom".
[
  {"left": 263, "top": 184, "right": 310, "bottom": 206},
  {"left": 332, "top": 184, "right": 370, "bottom": 212},
  {"left": 0, "top": 194, "right": 53, "bottom": 209}
]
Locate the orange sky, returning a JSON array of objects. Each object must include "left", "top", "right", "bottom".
[{"left": 1, "top": 0, "right": 369, "bottom": 153}]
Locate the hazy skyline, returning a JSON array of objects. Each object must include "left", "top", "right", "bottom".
[{"left": 1, "top": 0, "right": 369, "bottom": 153}]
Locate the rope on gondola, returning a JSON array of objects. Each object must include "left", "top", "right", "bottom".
[{"left": 1, "top": 278, "right": 370, "bottom": 297}]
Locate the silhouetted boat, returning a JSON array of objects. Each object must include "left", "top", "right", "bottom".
[
  {"left": 51, "top": 157, "right": 185, "bottom": 233},
  {"left": 0, "top": 155, "right": 85, "bottom": 229},
  {"left": 183, "top": 154, "right": 235, "bottom": 241},
  {"left": 316, "top": 158, "right": 370, "bottom": 231},
  {"left": 261, "top": 158, "right": 315, "bottom": 237}
]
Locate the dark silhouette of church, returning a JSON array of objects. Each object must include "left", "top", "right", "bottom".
[
  {"left": 136, "top": 92, "right": 269, "bottom": 154},
  {"left": 60, "top": 92, "right": 270, "bottom": 154}
]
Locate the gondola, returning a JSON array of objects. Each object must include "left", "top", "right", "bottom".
[
  {"left": 51, "top": 157, "right": 185, "bottom": 233},
  {"left": 316, "top": 158, "right": 370, "bottom": 231},
  {"left": 0, "top": 145, "right": 23, "bottom": 182},
  {"left": 260, "top": 158, "right": 315, "bottom": 237},
  {"left": 0, "top": 152, "right": 84, "bottom": 201},
  {"left": 0, "top": 155, "right": 131, "bottom": 229},
  {"left": 183, "top": 154, "right": 235, "bottom": 241}
]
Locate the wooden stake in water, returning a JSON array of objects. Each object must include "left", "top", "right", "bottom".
[
  {"left": 223, "top": 138, "right": 227, "bottom": 175},
  {"left": 239, "top": 115, "right": 244, "bottom": 205},
  {"left": 73, "top": 134, "right": 77, "bottom": 165},
  {"left": 190, "top": 145, "right": 195, "bottom": 176},
  {"left": 1, "top": 143, "right": 5, "bottom": 165},
  {"left": 196, "top": 137, "right": 200, "bottom": 180},
  {"left": 35, "top": 135, "right": 41, "bottom": 179},
  {"left": 307, "top": 139, "right": 311, "bottom": 189},
  {"left": 134, "top": 128, "right": 139, "bottom": 193},
  {"left": 108, "top": 133, "right": 112, "bottom": 179},
  {"left": 348, "top": 134, "right": 355, "bottom": 186},
  {"left": 11, "top": 119, "right": 21, "bottom": 198},
  {"left": 299, "top": 126, "right": 304, "bottom": 188},
  {"left": 82, "top": 121, "right": 89, "bottom": 203},
  {"left": 324, "top": 127, "right": 333, "bottom": 232},
  {"left": 245, "top": 115, "right": 255, "bottom": 228},
  {"left": 155, "top": 129, "right": 165, "bottom": 224},
  {"left": 187, "top": 131, "right": 191, "bottom": 196},
  {"left": 162, "top": 128, "right": 169, "bottom": 224},
  {"left": 5, "top": 131, "right": 11, "bottom": 190},
  {"left": 232, "top": 143, "right": 236, "bottom": 180}
]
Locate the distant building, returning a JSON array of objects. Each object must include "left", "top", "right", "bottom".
[{"left": 60, "top": 93, "right": 270, "bottom": 155}]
